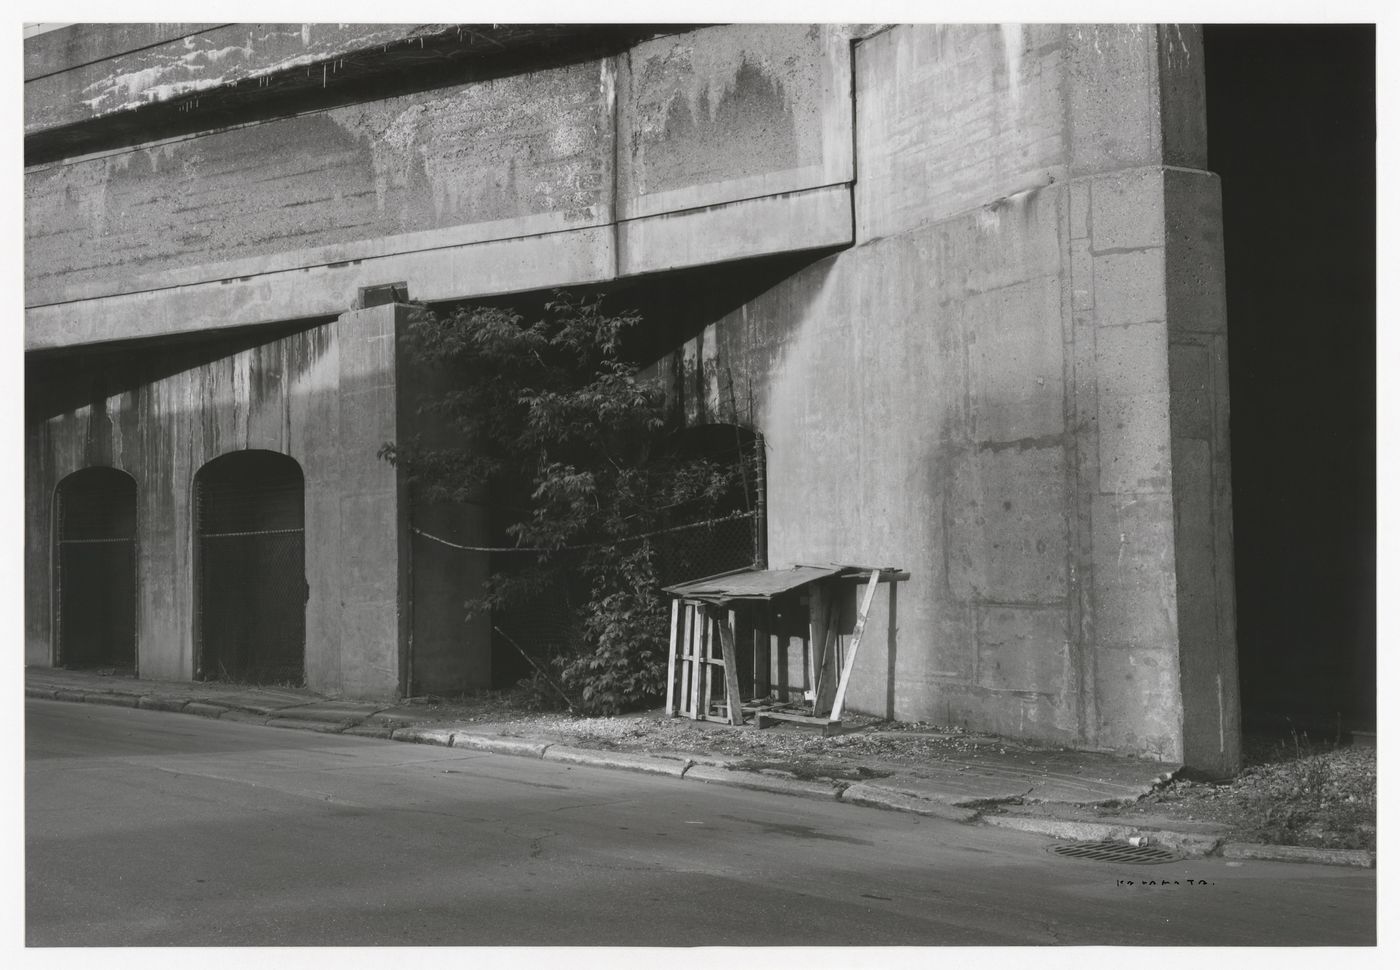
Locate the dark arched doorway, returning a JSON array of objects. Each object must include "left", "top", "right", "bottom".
[
  {"left": 194, "top": 450, "right": 306, "bottom": 685},
  {"left": 54, "top": 467, "right": 137, "bottom": 670}
]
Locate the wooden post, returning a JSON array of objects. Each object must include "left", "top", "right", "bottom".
[
  {"left": 705, "top": 604, "right": 716, "bottom": 716},
  {"left": 754, "top": 603, "right": 771, "bottom": 701},
  {"left": 829, "top": 570, "right": 882, "bottom": 724},
  {"left": 665, "top": 598, "right": 680, "bottom": 717},
  {"left": 718, "top": 608, "right": 745, "bottom": 726},
  {"left": 686, "top": 602, "right": 701, "bottom": 719},
  {"left": 812, "top": 594, "right": 841, "bottom": 717},
  {"left": 806, "top": 585, "right": 826, "bottom": 707}
]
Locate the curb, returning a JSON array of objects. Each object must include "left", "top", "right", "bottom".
[
  {"left": 219, "top": 710, "right": 272, "bottom": 726},
  {"left": 137, "top": 696, "right": 190, "bottom": 713},
  {"left": 841, "top": 783, "right": 980, "bottom": 823},
  {"left": 389, "top": 725, "right": 456, "bottom": 746},
  {"left": 543, "top": 745, "right": 689, "bottom": 778},
  {"left": 265, "top": 717, "right": 347, "bottom": 733},
  {"left": 1222, "top": 842, "right": 1375, "bottom": 869},
  {"left": 682, "top": 763, "right": 842, "bottom": 801},
  {"left": 982, "top": 813, "right": 1224, "bottom": 857},
  {"left": 342, "top": 724, "right": 396, "bottom": 739},
  {"left": 26, "top": 688, "right": 1378, "bottom": 869},
  {"left": 79, "top": 692, "right": 140, "bottom": 709},
  {"left": 449, "top": 733, "right": 552, "bottom": 758}
]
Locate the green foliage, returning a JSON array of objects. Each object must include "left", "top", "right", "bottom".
[{"left": 382, "top": 292, "right": 745, "bottom": 714}]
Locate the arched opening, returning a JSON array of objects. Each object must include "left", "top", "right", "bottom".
[
  {"left": 194, "top": 450, "right": 306, "bottom": 685},
  {"left": 654, "top": 424, "right": 767, "bottom": 588},
  {"left": 53, "top": 467, "right": 137, "bottom": 670}
]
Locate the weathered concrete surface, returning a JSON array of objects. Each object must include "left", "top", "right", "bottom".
[
  {"left": 649, "top": 24, "right": 1238, "bottom": 769},
  {"left": 984, "top": 808, "right": 1228, "bottom": 857},
  {"left": 24, "top": 305, "right": 408, "bottom": 698},
  {"left": 839, "top": 784, "right": 981, "bottom": 822},
  {"left": 25, "top": 227, "right": 619, "bottom": 350},
  {"left": 23, "top": 23, "right": 1240, "bottom": 767},
  {"left": 617, "top": 24, "right": 853, "bottom": 219},
  {"left": 682, "top": 763, "right": 842, "bottom": 800},
  {"left": 1222, "top": 843, "right": 1376, "bottom": 869},
  {"left": 24, "top": 24, "right": 440, "bottom": 132},
  {"left": 617, "top": 184, "right": 851, "bottom": 278},
  {"left": 26, "top": 56, "right": 616, "bottom": 307},
  {"left": 24, "top": 23, "right": 218, "bottom": 83},
  {"left": 855, "top": 24, "right": 1068, "bottom": 240},
  {"left": 542, "top": 745, "right": 690, "bottom": 777},
  {"left": 25, "top": 23, "right": 856, "bottom": 351},
  {"left": 1164, "top": 167, "right": 1240, "bottom": 776}
]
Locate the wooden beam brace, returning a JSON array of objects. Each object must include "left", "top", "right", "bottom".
[
  {"left": 715, "top": 608, "right": 745, "bottom": 726},
  {"left": 828, "top": 569, "right": 881, "bottom": 724}
]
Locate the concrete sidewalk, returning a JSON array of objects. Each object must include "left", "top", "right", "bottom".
[{"left": 23, "top": 666, "right": 1375, "bottom": 869}]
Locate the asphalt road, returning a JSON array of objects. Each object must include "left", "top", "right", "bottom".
[{"left": 25, "top": 698, "right": 1375, "bottom": 946}]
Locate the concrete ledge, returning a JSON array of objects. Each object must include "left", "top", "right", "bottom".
[
  {"left": 54, "top": 691, "right": 89, "bottom": 703},
  {"left": 983, "top": 813, "right": 1224, "bottom": 857},
  {"left": 841, "top": 783, "right": 981, "bottom": 822},
  {"left": 390, "top": 726, "right": 458, "bottom": 746},
  {"left": 137, "top": 696, "right": 190, "bottom": 713},
  {"left": 542, "top": 745, "right": 689, "bottom": 777},
  {"left": 617, "top": 184, "right": 852, "bottom": 278},
  {"left": 183, "top": 702, "right": 229, "bottom": 718},
  {"left": 80, "top": 692, "right": 141, "bottom": 708},
  {"left": 265, "top": 717, "right": 347, "bottom": 733},
  {"left": 682, "top": 764, "right": 842, "bottom": 801},
  {"left": 450, "top": 734, "right": 552, "bottom": 759},
  {"left": 25, "top": 686, "right": 58, "bottom": 700},
  {"left": 27, "top": 226, "right": 617, "bottom": 351},
  {"left": 1223, "top": 842, "right": 1376, "bottom": 869}
]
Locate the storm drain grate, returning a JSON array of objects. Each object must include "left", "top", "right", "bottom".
[{"left": 1048, "top": 840, "right": 1182, "bottom": 865}]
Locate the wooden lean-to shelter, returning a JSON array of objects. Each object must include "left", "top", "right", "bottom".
[{"left": 662, "top": 564, "right": 908, "bottom": 733}]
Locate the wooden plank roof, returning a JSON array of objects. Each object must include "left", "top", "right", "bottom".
[{"left": 663, "top": 564, "right": 905, "bottom": 602}]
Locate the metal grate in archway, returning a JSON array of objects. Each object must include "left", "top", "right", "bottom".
[
  {"left": 195, "top": 452, "right": 306, "bottom": 686},
  {"left": 55, "top": 468, "right": 137, "bottom": 670}
]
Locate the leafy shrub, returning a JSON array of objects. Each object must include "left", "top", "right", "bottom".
[{"left": 382, "top": 293, "right": 744, "bottom": 714}]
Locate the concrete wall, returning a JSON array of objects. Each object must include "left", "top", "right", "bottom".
[
  {"left": 25, "top": 24, "right": 855, "bottom": 350},
  {"left": 25, "top": 56, "right": 616, "bottom": 306},
  {"left": 24, "top": 24, "right": 435, "bottom": 131},
  {"left": 25, "top": 304, "right": 409, "bottom": 698},
  {"left": 654, "top": 24, "right": 1239, "bottom": 771},
  {"left": 23, "top": 22, "right": 1240, "bottom": 769}
]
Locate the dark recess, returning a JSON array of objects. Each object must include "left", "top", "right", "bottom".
[
  {"left": 413, "top": 254, "right": 819, "bottom": 687},
  {"left": 1204, "top": 25, "right": 1375, "bottom": 733}
]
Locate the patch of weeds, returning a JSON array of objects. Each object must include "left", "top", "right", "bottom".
[{"left": 1116, "top": 730, "right": 1376, "bottom": 851}]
